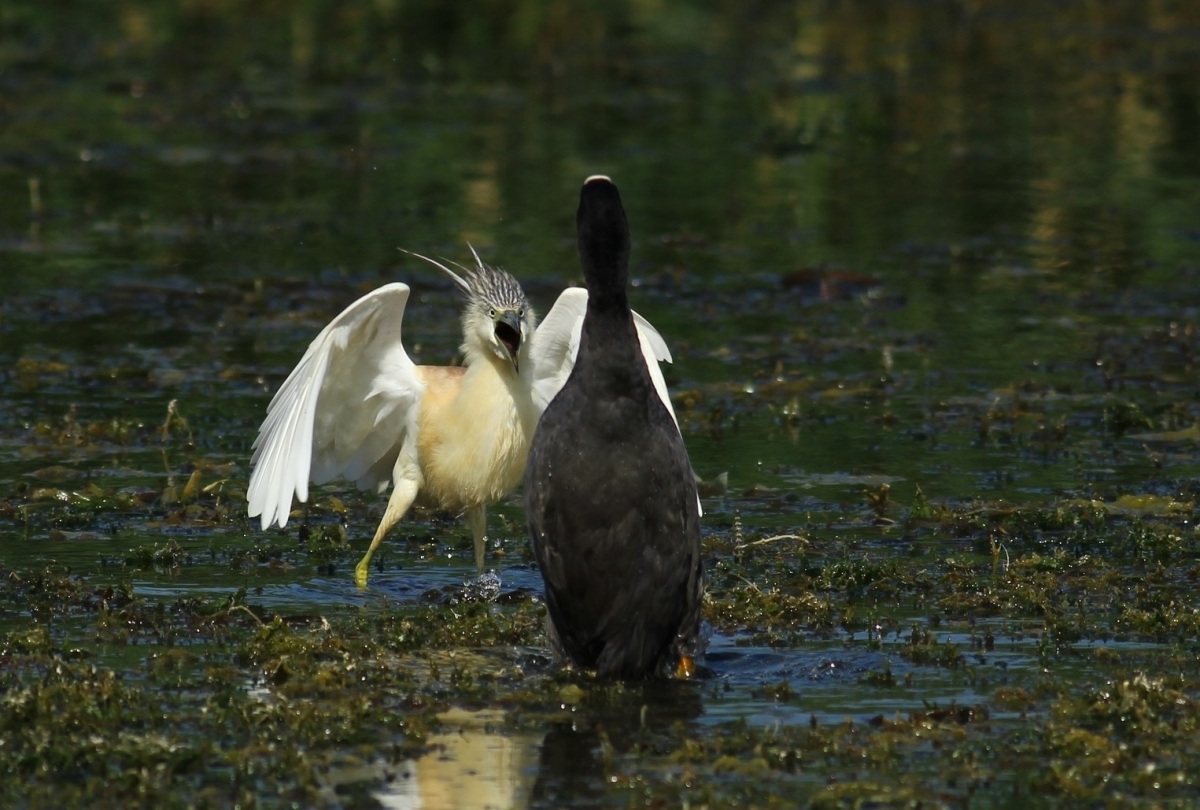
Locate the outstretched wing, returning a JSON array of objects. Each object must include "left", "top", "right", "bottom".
[
  {"left": 528, "top": 288, "right": 586, "bottom": 411},
  {"left": 530, "top": 287, "right": 678, "bottom": 429},
  {"left": 248, "top": 283, "right": 424, "bottom": 530}
]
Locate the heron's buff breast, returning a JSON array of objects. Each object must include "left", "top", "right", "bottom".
[{"left": 414, "top": 360, "right": 537, "bottom": 511}]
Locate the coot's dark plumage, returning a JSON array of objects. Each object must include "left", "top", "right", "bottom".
[{"left": 524, "top": 175, "right": 704, "bottom": 679}]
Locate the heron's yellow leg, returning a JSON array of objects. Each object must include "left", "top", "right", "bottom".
[
  {"left": 355, "top": 477, "right": 420, "bottom": 589},
  {"left": 467, "top": 504, "right": 487, "bottom": 573}
]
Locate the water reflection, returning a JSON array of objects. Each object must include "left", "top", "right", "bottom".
[
  {"left": 375, "top": 708, "right": 539, "bottom": 810},
  {"left": 364, "top": 681, "right": 706, "bottom": 810}
]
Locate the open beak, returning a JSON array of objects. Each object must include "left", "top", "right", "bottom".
[{"left": 494, "top": 310, "right": 522, "bottom": 370}]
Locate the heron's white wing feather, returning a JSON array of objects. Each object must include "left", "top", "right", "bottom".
[
  {"left": 632, "top": 309, "right": 672, "bottom": 364},
  {"left": 529, "top": 288, "right": 588, "bottom": 413},
  {"left": 248, "top": 283, "right": 423, "bottom": 530},
  {"left": 631, "top": 311, "right": 680, "bottom": 431},
  {"left": 530, "top": 287, "right": 679, "bottom": 429}
]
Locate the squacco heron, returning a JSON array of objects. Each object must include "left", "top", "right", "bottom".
[
  {"left": 526, "top": 176, "right": 704, "bottom": 678},
  {"left": 247, "top": 247, "right": 679, "bottom": 588}
]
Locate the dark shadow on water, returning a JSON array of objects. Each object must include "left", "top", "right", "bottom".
[
  {"left": 529, "top": 725, "right": 607, "bottom": 809},
  {"left": 530, "top": 680, "right": 705, "bottom": 809}
]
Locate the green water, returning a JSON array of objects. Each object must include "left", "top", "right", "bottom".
[{"left": 2, "top": 1, "right": 1200, "bottom": 806}]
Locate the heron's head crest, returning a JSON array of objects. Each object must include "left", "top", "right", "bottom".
[
  {"left": 461, "top": 246, "right": 527, "bottom": 313},
  {"left": 400, "top": 245, "right": 537, "bottom": 371}
]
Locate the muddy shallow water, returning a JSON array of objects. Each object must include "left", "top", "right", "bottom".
[{"left": 2, "top": 2, "right": 1200, "bottom": 807}]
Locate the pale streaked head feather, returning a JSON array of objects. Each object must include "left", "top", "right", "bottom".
[
  {"left": 400, "top": 246, "right": 527, "bottom": 311},
  {"left": 400, "top": 245, "right": 537, "bottom": 366}
]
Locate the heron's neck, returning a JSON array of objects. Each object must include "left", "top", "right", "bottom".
[{"left": 462, "top": 344, "right": 536, "bottom": 414}]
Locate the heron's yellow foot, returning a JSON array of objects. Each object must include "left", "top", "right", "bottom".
[{"left": 354, "top": 555, "right": 372, "bottom": 590}]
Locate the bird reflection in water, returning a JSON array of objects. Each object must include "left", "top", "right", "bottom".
[{"left": 364, "top": 683, "right": 704, "bottom": 809}]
